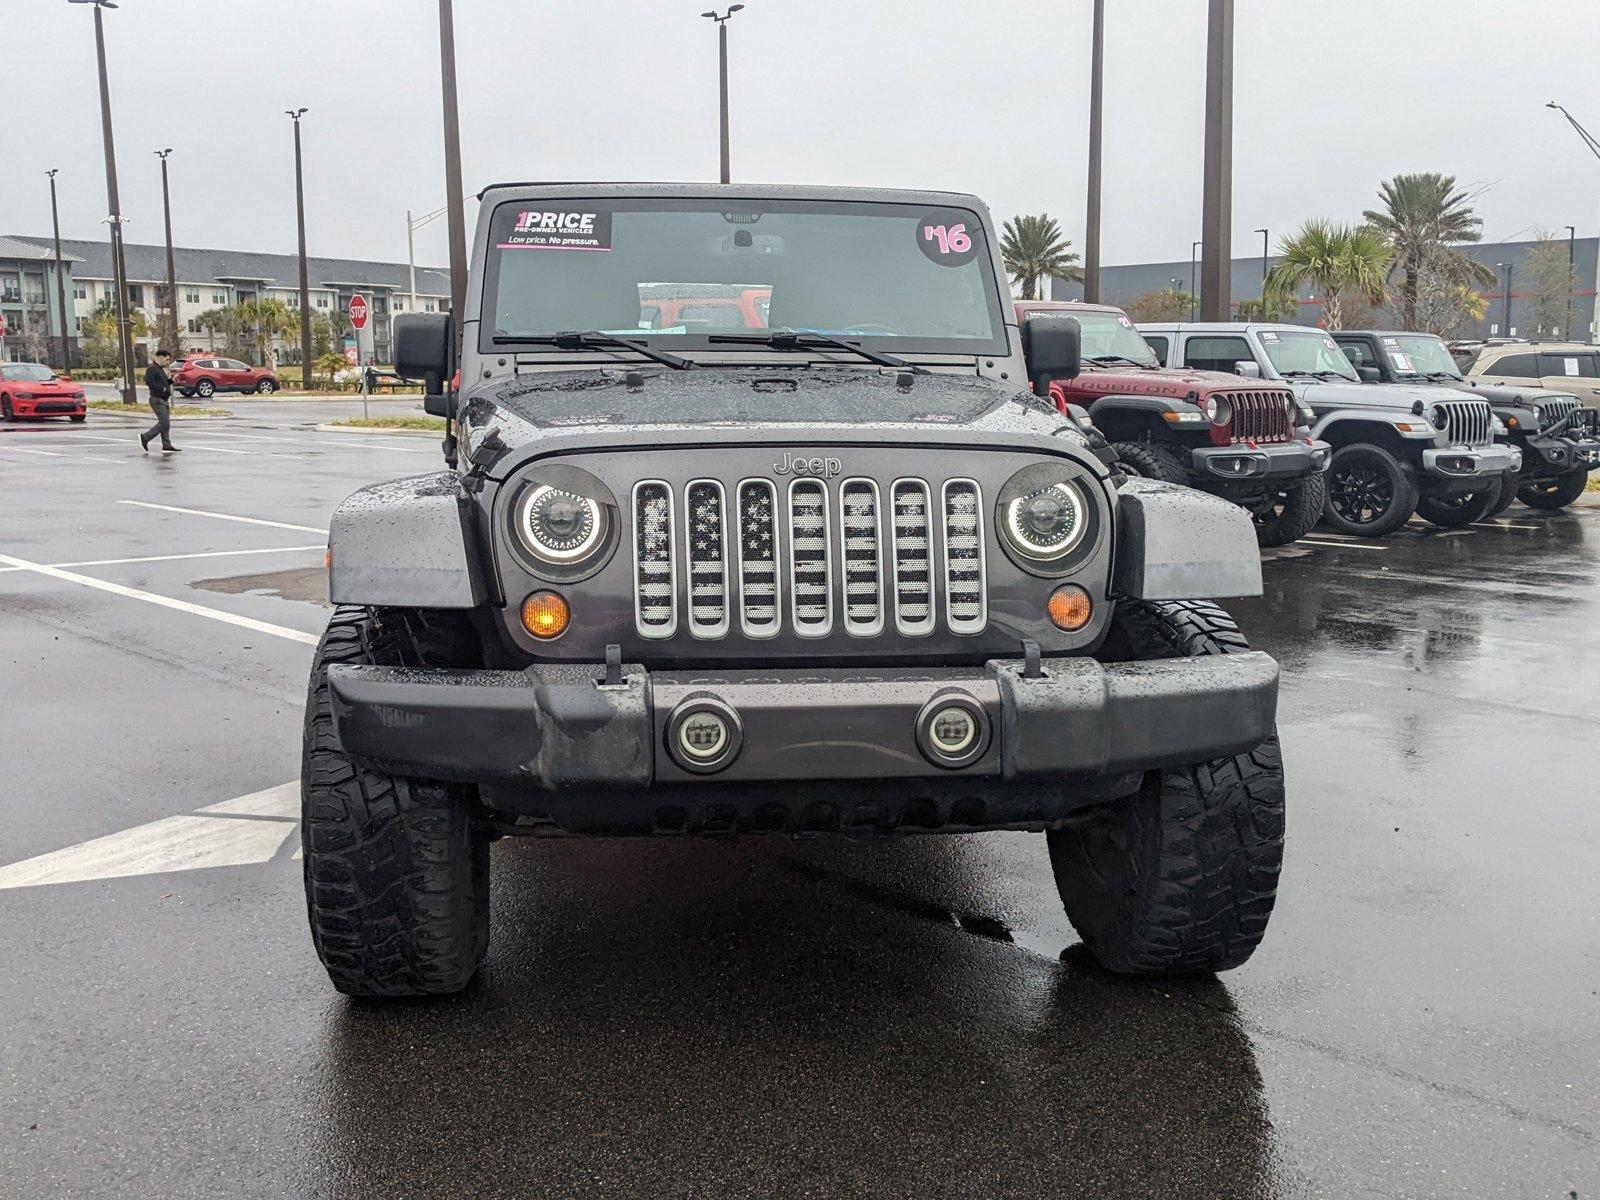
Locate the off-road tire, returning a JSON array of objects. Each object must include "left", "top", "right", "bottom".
[
  {"left": 1047, "top": 600, "right": 1285, "bottom": 976},
  {"left": 1253, "top": 472, "right": 1326, "bottom": 547},
  {"left": 1111, "top": 441, "right": 1190, "bottom": 486},
  {"left": 1518, "top": 468, "right": 1589, "bottom": 511},
  {"left": 1321, "top": 443, "right": 1419, "bottom": 537},
  {"left": 1487, "top": 471, "right": 1519, "bottom": 517},
  {"left": 302, "top": 605, "right": 489, "bottom": 997},
  {"left": 1415, "top": 482, "right": 1501, "bottom": 528}
]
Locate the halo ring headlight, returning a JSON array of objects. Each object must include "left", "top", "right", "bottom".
[
  {"left": 1002, "top": 481, "right": 1089, "bottom": 562},
  {"left": 505, "top": 464, "right": 619, "bottom": 582}
]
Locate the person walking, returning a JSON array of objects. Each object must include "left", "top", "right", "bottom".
[{"left": 140, "top": 349, "right": 180, "bottom": 452}]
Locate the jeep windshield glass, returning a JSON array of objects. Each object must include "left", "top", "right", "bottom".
[
  {"left": 480, "top": 198, "right": 1007, "bottom": 358},
  {"left": 1075, "top": 312, "right": 1159, "bottom": 366},
  {"left": 1383, "top": 334, "right": 1463, "bottom": 380},
  {"left": 1258, "top": 330, "right": 1360, "bottom": 381}
]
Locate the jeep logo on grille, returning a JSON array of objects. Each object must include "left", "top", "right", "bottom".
[{"left": 774, "top": 452, "right": 842, "bottom": 477}]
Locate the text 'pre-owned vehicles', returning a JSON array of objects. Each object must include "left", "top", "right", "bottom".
[
  {"left": 301, "top": 184, "right": 1287, "bottom": 997},
  {"left": 1139, "top": 322, "right": 1521, "bottom": 536},
  {"left": 172, "top": 355, "right": 279, "bottom": 398},
  {"left": 0, "top": 362, "right": 86, "bottom": 422},
  {"left": 1336, "top": 330, "right": 1600, "bottom": 514},
  {"left": 1017, "top": 300, "right": 1329, "bottom": 547}
]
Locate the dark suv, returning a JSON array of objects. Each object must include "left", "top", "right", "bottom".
[
  {"left": 302, "top": 184, "right": 1285, "bottom": 997},
  {"left": 1335, "top": 330, "right": 1599, "bottom": 514}
]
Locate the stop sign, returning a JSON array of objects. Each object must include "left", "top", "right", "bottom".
[{"left": 347, "top": 294, "right": 369, "bottom": 330}]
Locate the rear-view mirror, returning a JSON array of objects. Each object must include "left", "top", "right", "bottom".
[
  {"left": 394, "top": 313, "right": 456, "bottom": 418},
  {"left": 1234, "top": 360, "right": 1262, "bottom": 378},
  {"left": 1020, "top": 315, "right": 1082, "bottom": 395}
]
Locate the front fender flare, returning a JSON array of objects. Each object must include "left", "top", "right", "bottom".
[
  {"left": 327, "top": 471, "right": 489, "bottom": 608},
  {"left": 1112, "top": 478, "right": 1262, "bottom": 600}
]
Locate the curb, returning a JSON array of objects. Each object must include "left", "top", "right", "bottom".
[
  {"left": 314, "top": 423, "right": 443, "bottom": 438},
  {"left": 88, "top": 409, "right": 235, "bottom": 422}
]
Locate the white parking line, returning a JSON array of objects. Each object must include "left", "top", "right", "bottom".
[
  {"left": 0, "top": 545, "right": 324, "bottom": 574},
  {"left": 118, "top": 500, "right": 327, "bottom": 533},
  {"left": 0, "top": 782, "right": 299, "bottom": 890},
  {"left": 0, "top": 552, "right": 320, "bottom": 645},
  {"left": 198, "top": 429, "right": 428, "bottom": 453},
  {"left": 2, "top": 446, "right": 118, "bottom": 463},
  {"left": 1299, "top": 539, "right": 1386, "bottom": 551}
]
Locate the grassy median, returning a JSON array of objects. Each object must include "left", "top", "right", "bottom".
[
  {"left": 88, "top": 400, "right": 223, "bottom": 418},
  {"left": 324, "top": 416, "right": 446, "bottom": 432}
]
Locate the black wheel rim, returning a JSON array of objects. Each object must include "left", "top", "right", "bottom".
[{"left": 1328, "top": 456, "right": 1395, "bottom": 525}]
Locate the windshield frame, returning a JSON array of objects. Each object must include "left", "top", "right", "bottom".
[
  {"left": 1259, "top": 329, "right": 1361, "bottom": 382},
  {"left": 476, "top": 196, "right": 1011, "bottom": 361},
  {"left": 1382, "top": 334, "right": 1464, "bottom": 380}
]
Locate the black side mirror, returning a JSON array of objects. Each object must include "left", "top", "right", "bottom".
[
  {"left": 1357, "top": 365, "right": 1380, "bottom": 383},
  {"left": 394, "top": 313, "right": 456, "bottom": 417},
  {"left": 1020, "top": 315, "right": 1081, "bottom": 394}
]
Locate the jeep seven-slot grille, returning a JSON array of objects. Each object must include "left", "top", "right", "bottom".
[
  {"left": 1223, "top": 389, "right": 1294, "bottom": 444},
  {"left": 1537, "top": 397, "right": 1579, "bottom": 429},
  {"left": 631, "top": 477, "right": 987, "bottom": 639},
  {"left": 1436, "top": 398, "right": 1492, "bottom": 446}
]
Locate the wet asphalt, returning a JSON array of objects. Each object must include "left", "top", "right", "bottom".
[{"left": 1, "top": 407, "right": 1597, "bottom": 1198}]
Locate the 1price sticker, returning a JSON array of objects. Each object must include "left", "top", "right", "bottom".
[{"left": 917, "top": 213, "right": 979, "bottom": 267}]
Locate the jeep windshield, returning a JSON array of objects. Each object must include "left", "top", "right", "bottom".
[
  {"left": 480, "top": 198, "right": 1007, "bottom": 359},
  {"left": 1074, "top": 312, "right": 1160, "bottom": 366},
  {"left": 1259, "top": 330, "right": 1360, "bottom": 381},
  {"left": 1382, "top": 334, "right": 1464, "bottom": 380}
]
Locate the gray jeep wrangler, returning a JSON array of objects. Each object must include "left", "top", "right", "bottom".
[
  {"left": 303, "top": 184, "right": 1284, "bottom": 997},
  {"left": 1139, "top": 322, "right": 1523, "bottom": 536}
]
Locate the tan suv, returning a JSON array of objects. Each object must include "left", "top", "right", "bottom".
[{"left": 1466, "top": 343, "right": 1600, "bottom": 407}]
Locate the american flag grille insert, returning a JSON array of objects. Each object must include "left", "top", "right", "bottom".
[
  {"left": 1223, "top": 389, "right": 1294, "bottom": 444},
  {"left": 891, "top": 479, "right": 935, "bottom": 636},
  {"left": 685, "top": 480, "right": 729, "bottom": 637},
  {"left": 941, "top": 480, "right": 987, "bottom": 634},
  {"left": 839, "top": 479, "right": 884, "bottom": 636},
  {"left": 735, "top": 480, "right": 780, "bottom": 637},
  {"left": 632, "top": 482, "right": 677, "bottom": 638},
  {"left": 1437, "top": 399, "right": 1492, "bottom": 447},
  {"left": 788, "top": 480, "right": 833, "bottom": 636}
]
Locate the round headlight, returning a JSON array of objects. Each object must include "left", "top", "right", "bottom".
[
  {"left": 1430, "top": 405, "right": 1449, "bottom": 431},
  {"left": 1202, "top": 396, "right": 1231, "bottom": 426},
  {"left": 516, "top": 484, "right": 605, "bottom": 561},
  {"left": 1003, "top": 481, "right": 1088, "bottom": 562}
]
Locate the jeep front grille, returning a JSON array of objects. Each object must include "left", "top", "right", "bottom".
[
  {"left": 1537, "top": 397, "right": 1579, "bottom": 429},
  {"left": 1222, "top": 389, "right": 1294, "bottom": 445},
  {"left": 631, "top": 476, "right": 987, "bottom": 640},
  {"left": 1436, "top": 398, "right": 1492, "bottom": 446}
]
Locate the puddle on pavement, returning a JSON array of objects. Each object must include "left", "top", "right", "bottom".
[{"left": 190, "top": 566, "right": 330, "bottom": 606}]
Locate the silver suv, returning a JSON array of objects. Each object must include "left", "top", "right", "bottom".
[{"left": 1139, "top": 322, "right": 1521, "bottom": 536}]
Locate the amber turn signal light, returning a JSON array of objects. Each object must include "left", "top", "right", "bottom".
[
  {"left": 521, "top": 590, "right": 571, "bottom": 639},
  {"left": 1047, "top": 584, "right": 1093, "bottom": 632}
]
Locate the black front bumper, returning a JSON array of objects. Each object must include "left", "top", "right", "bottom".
[
  {"left": 327, "top": 653, "right": 1279, "bottom": 795},
  {"left": 1190, "top": 439, "right": 1330, "bottom": 484},
  {"left": 1523, "top": 428, "right": 1600, "bottom": 475}
]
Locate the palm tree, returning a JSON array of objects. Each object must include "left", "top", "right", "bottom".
[
  {"left": 1000, "top": 214, "right": 1082, "bottom": 300},
  {"left": 1263, "top": 220, "right": 1389, "bottom": 331},
  {"left": 1363, "top": 173, "right": 1496, "bottom": 330}
]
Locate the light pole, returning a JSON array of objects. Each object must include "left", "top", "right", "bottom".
[
  {"left": 1199, "top": 0, "right": 1234, "bottom": 321},
  {"left": 1254, "top": 227, "right": 1269, "bottom": 305},
  {"left": 1566, "top": 224, "right": 1577, "bottom": 339},
  {"left": 1082, "top": 0, "right": 1105, "bottom": 302},
  {"left": 437, "top": 0, "right": 468, "bottom": 326},
  {"left": 407, "top": 205, "right": 448, "bottom": 313},
  {"left": 287, "top": 109, "right": 313, "bottom": 385},
  {"left": 1547, "top": 102, "right": 1600, "bottom": 342},
  {"left": 70, "top": 0, "right": 136, "bottom": 404},
  {"left": 1189, "top": 240, "right": 1201, "bottom": 319},
  {"left": 46, "top": 170, "right": 71, "bottom": 369},
  {"left": 156, "top": 149, "right": 177, "bottom": 352},
  {"left": 1497, "top": 262, "right": 1513, "bottom": 337},
  {"left": 702, "top": 5, "right": 744, "bottom": 184}
]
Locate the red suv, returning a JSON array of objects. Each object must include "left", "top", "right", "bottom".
[
  {"left": 0, "top": 362, "right": 87, "bottom": 422},
  {"left": 172, "top": 354, "right": 279, "bottom": 398}
]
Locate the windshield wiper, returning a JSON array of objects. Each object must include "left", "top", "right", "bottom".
[
  {"left": 491, "top": 330, "right": 694, "bottom": 370},
  {"left": 1087, "top": 354, "right": 1155, "bottom": 368},
  {"left": 1424, "top": 371, "right": 1463, "bottom": 382},
  {"left": 708, "top": 330, "right": 929, "bottom": 373}
]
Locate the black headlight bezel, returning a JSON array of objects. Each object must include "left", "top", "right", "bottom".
[
  {"left": 505, "top": 463, "right": 620, "bottom": 582},
  {"left": 993, "top": 462, "right": 1103, "bottom": 578}
]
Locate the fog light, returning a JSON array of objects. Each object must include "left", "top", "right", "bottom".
[
  {"left": 665, "top": 697, "right": 743, "bottom": 773},
  {"left": 1047, "top": 584, "right": 1093, "bottom": 632},
  {"left": 914, "top": 693, "right": 989, "bottom": 769},
  {"left": 521, "top": 590, "right": 570, "bottom": 639}
]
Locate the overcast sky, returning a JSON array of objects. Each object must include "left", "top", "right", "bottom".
[{"left": 3, "top": 0, "right": 1598, "bottom": 270}]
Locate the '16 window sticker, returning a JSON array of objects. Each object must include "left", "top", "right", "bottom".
[{"left": 916, "top": 212, "right": 980, "bottom": 267}]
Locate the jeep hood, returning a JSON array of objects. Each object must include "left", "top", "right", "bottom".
[
  {"left": 1293, "top": 379, "right": 1470, "bottom": 409},
  {"left": 1074, "top": 364, "right": 1280, "bottom": 401},
  {"left": 460, "top": 365, "right": 1077, "bottom": 446}
]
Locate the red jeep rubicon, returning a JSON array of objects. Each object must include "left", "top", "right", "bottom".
[{"left": 1018, "top": 301, "right": 1330, "bottom": 546}]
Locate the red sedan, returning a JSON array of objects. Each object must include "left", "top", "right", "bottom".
[
  {"left": 0, "top": 363, "right": 87, "bottom": 422},
  {"left": 172, "top": 354, "right": 279, "bottom": 398}
]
